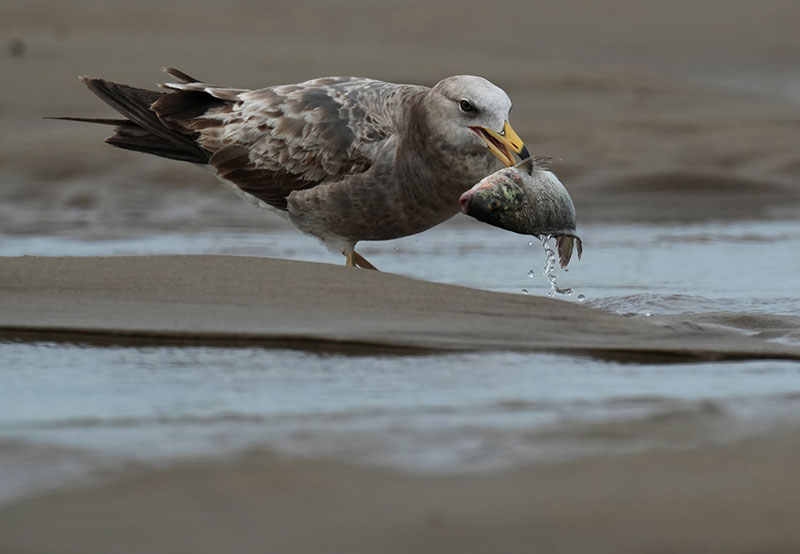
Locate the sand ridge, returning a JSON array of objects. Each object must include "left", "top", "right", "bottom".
[{"left": 1, "top": 255, "right": 799, "bottom": 362}]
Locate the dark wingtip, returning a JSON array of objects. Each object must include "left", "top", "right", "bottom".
[
  {"left": 44, "top": 116, "right": 129, "bottom": 126},
  {"left": 78, "top": 75, "right": 108, "bottom": 95},
  {"left": 161, "top": 67, "right": 200, "bottom": 83}
]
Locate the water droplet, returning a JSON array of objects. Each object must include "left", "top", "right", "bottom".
[
  {"left": 577, "top": 294, "right": 586, "bottom": 303},
  {"left": 521, "top": 289, "right": 529, "bottom": 295},
  {"left": 540, "top": 235, "right": 572, "bottom": 296},
  {"left": 527, "top": 270, "right": 535, "bottom": 278}
]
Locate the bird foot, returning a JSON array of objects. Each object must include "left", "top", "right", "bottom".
[{"left": 345, "top": 251, "right": 379, "bottom": 270}]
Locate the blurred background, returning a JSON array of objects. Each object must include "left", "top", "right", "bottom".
[{"left": 3, "top": 0, "right": 800, "bottom": 238}]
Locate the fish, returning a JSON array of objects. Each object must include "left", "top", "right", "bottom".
[{"left": 458, "top": 157, "right": 583, "bottom": 268}]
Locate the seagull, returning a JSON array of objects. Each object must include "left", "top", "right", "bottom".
[{"left": 56, "top": 68, "right": 529, "bottom": 269}]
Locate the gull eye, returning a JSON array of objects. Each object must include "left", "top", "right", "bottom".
[
  {"left": 459, "top": 99, "right": 475, "bottom": 113},
  {"left": 488, "top": 199, "right": 501, "bottom": 211}
]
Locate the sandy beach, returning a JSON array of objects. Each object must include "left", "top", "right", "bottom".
[
  {"left": 3, "top": 0, "right": 800, "bottom": 552},
  {"left": 0, "top": 254, "right": 798, "bottom": 362}
]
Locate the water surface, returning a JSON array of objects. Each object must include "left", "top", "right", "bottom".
[
  {"left": 2, "top": 343, "right": 799, "bottom": 504},
  {"left": 3, "top": 219, "right": 799, "bottom": 316},
  {"left": 1, "top": 218, "right": 799, "bottom": 503}
]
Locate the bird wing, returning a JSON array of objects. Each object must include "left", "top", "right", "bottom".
[{"left": 153, "top": 72, "right": 404, "bottom": 210}]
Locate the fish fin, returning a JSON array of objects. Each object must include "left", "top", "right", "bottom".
[
  {"left": 557, "top": 235, "right": 574, "bottom": 268},
  {"left": 514, "top": 156, "right": 553, "bottom": 175},
  {"left": 515, "top": 157, "right": 534, "bottom": 175},
  {"left": 557, "top": 235, "right": 583, "bottom": 268}
]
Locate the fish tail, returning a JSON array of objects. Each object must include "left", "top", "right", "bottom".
[
  {"left": 557, "top": 235, "right": 574, "bottom": 268},
  {"left": 556, "top": 235, "right": 583, "bottom": 268}
]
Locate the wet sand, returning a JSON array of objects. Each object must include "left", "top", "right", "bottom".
[
  {"left": 2, "top": 255, "right": 799, "bottom": 361},
  {"left": 1, "top": 429, "right": 799, "bottom": 554}
]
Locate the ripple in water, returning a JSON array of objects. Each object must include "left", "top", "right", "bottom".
[{"left": 585, "top": 293, "right": 800, "bottom": 316}]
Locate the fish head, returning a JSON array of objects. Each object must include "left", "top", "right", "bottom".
[
  {"left": 460, "top": 158, "right": 584, "bottom": 268},
  {"left": 458, "top": 167, "right": 530, "bottom": 228}
]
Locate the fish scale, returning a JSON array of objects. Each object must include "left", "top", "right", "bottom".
[{"left": 459, "top": 157, "right": 582, "bottom": 269}]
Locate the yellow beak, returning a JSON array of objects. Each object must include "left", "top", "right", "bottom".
[{"left": 471, "top": 121, "right": 530, "bottom": 167}]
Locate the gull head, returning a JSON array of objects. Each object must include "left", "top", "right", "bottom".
[{"left": 427, "top": 75, "right": 530, "bottom": 167}]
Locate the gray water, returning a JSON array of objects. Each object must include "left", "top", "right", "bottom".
[
  {"left": 3, "top": 219, "right": 800, "bottom": 315},
  {"left": 1, "top": 219, "right": 800, "bottom": 503}
]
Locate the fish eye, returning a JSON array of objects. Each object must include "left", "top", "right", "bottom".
[
  {"left": 488, "top": 199, "right": 501, "bottom": 211},
  {"left": 459, "top": 99, "right": 475, "bottom": 113}
]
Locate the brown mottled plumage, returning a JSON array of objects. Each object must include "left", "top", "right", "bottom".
[{"left": 55, "top": 68, "right": 529, "bottom": 268}]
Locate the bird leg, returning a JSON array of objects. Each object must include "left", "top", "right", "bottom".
[
  {"left": 353, "top": 251, "right": 379, "bottom": 271},
  {"left": 344, "top": 251, "right": 379, "bottom": 270}
]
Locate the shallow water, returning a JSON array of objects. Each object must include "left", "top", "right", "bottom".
[
  {"left": 3, "top": 218, "right": 799, "bottom": 315},
  {"left": 1, "top": 218, "right": 799, "bottom": 502},
  {"left": 2, "top": 343, "right": 799, "bottom": 503}
]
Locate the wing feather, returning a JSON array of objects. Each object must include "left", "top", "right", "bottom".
[{"left": 154, "top": 75, "right": 403, "bottom": 210}]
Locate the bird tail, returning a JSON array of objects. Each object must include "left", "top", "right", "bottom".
[{"left": 48, "top": 74, "right": 210, "bottom": 164}]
